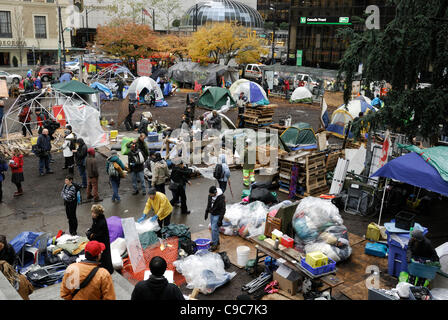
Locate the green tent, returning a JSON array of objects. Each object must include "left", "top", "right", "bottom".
[
  {"left": 280, "top": 122, "right": 317, "bottom": 148},
  {"left": 198, "top": 87, "right": 236, "bottom": 110},
  {"left": 52, "top": 80, "right": 98, "bottom": 95}
]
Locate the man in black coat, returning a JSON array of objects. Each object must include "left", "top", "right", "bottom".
[
  {"left": 36, "top": 128, "right": 53, "bottom": 176},
  {"left": 74, "top": 138, "right": 88, "bottom": 188},
  {"left": 204, "top": 186, "right": 226, "bottom": 252},
  {"left": 131, "top": 256, "right": 184, "bottom": 301},
  {"left": 124, "top": 100, "right": 136, "bottom": 131},
  {"left": 169, "top": 161, "right": 192, "bottom": 215}
]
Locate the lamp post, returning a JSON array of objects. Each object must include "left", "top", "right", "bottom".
[{"left": 270, "top": 4, "right": 277, "bottom": 65}]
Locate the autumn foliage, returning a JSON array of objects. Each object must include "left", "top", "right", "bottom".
[
  {"left": 188, "top": 22, "right": 268, "bottom": 65},
  {"left": 157, "top": 34, "right": 191, "bottom": 61}
]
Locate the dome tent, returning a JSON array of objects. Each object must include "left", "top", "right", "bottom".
[
  {"left": 290, "top": 87, "right": 313, "bottom": 103},
  {"left": 326, "top": 96, "right": 377, "bottom": 138},
  {"left": 229, "top": 79, "right": 269, "bottom": 105},
  {"left": 125, "top": 76, "right": 166, "bottom": 106},
  {"left": 198, "top": 87, "right": 236, "bottom": 111},
  {"left": 280, "top": 122, "right": 317, "bottom": 150}
]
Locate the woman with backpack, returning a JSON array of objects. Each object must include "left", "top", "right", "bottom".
[
  {"left": 9, "top": 149, "right": 24, "bottom": 197},
  {"left": 214, "top": 154, "right": 231, "bottom": 193},
  {"left": 106, "top": 150, "right": 126, "bottom": 203}
]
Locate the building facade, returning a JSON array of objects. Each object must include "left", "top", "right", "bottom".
[
  {"left": 257, "top": 0, "right": 396, "bottom": 69},
  {"left": 0, "top": 0, "right": 72, "bottom": 67}
]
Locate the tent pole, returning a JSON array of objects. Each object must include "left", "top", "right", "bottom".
[{"left": 377, "top": 178, "right": 388, "bottom": 225}]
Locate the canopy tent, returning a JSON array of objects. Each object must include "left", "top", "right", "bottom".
[
  {"left": 290, "top": 87, "right": 313, "bottom": 103},
  {"left": 90, "top": 81, "right": 113, "bottom": 100},
  {"left": 52, "top": 80, "right": 100, "bottom": 111},
  {"left": 371, "top": 152, "right": 448, "bottom": 197},
  {"left": 125, "top": 76, "right": 166, "bottom": 106},
  {"left": 1, "top": 88, "right": 108, "bottom": 149},
  {"left": 167, "top": 62, "right": 239, "bottom": 87},
  {"left": 229, "top": 79, "right": 269, "bottom": 105},
  {"left": 198, "top": 87, "right": 236, "bottom": 111},
  {"left": 326, "top": 96, "right": 377, "bottom": 138},
  {"left": 280, "top": 122, "right": 317, "bottom": 150}
]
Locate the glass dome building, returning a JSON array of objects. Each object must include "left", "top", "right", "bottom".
[{"left": 180, "top": 0, "right": 264, "bottom": 30}]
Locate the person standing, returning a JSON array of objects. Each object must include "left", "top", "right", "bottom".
[
  {"left": 136, "top": 133, "right": 150, "bottom": 161},
  {"left": 36, "top": 129, "right": 53, "bottom": 176},
  {"left": 214, "top": 154, "right": 231, "bottom": 193},
  {"left": 237, "top": 92, "right": 248, "bottom": 128},
  {"left": 33, "top": 76, "right": 42, "bottom": 90},
  {"left": 138, "top": 188, "right": 173, "bottom": 233},
  {"left": 106, "top": 150, "right": 126, "bottom": 203},
  {"left": 35, "top": 108, "right": 50, "bottom": 135},
  {"left": 23, "top": 76, "right": 33, "bottom": 93},
  {"left": 0, "top": 99, "right": 4, "bottom": 138},
  {"left": 0, "top": 155, "right": 8, "bottom": 202},
  {"left": 169, "top": 161, "right": 192, "bottom": 215},
  {"left": 86, "top": 148, "right": 102, "bottom": 202},
  {"left": 74, "top": 138, "right": 88, "bottom": 188},
  {"left": 116, "top": 78, "right": 125, "bottom": 100},
  {"left": 151, "top": 152, "right": 169, "bottom": 194},
  {"left": 242, "top": 139, "right": 255, "bottom": 187},
  {"left": 86, "top": 205, "right": 113, "bottom": 274},
  {"left": 62, "top": 126, "right": 76, "bottom": 174},
  {"left": 127, "top": 142, "right": 147, "bottom": 195},
  {"left": 61, "top": 175, "right": 78, "bottom": 236},
  {"left": 204, "top": 186, "right": 226, "bottom": 252},
  {"left": 124, "top": 100, "right": 136, "bottom": 131},
  {"left": 131, "top": 256, "right": 184, "bottom": 301},
  {"left": 9, "top": 149, "right": 24, "bottom": 197},
  {"left": 60, "top": 240, "right": 116, "bottom": 300},
  {"left": 18, "top": 105, "right": 32, "bottom": 137},
  {"left": 208, "top": 111, "right": 222, "bottom": 132}
]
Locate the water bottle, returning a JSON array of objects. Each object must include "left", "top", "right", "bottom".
[{"left": 274, "top": 238, "right": 279, "bottom": 250}]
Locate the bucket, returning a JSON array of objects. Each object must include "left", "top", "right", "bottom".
[
  {"left": 237, "top": 246, "right": 250, "bottom": 267},
  {"left": 194, "top": 238, "right": 211, "bottom": 251}
]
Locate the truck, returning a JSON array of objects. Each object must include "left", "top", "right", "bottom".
[{"left": 243, "top": 64, "right": 264, "bottom": 82}]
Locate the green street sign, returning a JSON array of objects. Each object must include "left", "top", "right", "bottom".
[
  {"left": 296, "top": 50, "right": 303, "bottom": 66},
  {"left": 339, "top": 17, "right": 349, "bottom": 23},
  {"left": 300, "top": 17, "right": 306, "bottom": 24}
]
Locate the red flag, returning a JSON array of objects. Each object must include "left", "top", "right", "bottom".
[
  {"left": 52, "top": 105, "right": 67, "bottom": 127},
  {"left": 142, "top": 8, "right": 152, "bottom": 18},
  {"left": 379, "top": 130, "right": 391, "bottom": 167}
]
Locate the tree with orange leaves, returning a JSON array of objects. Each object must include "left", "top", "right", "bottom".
[
  {"left": 157, "top": 34, "right": 190, "bottom": 61},
  {"left": 95, "top": 19, "right": 160, "bottom": 73},
  {"left": 188, "top": 23, "right": 267, "bottom": 65}
]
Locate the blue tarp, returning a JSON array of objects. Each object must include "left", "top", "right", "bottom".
[
  {"left": 371, "top": 152, "right": 448, "bottom": 196},
  {"left": 10, "top": 231, "right": 44, "bottom": 254},
  {"left": 90, "top": 81, "right": 113, "bottom": 99},
  {"left": 249, "top": 82, "right": 269, "bottom": 105},
  {"left": 59, "top": 73, "right": 72, "bottom": 83}
]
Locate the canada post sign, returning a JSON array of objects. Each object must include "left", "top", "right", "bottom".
[{"left": 300, "top": 17, "right": 351, "bottom": 25}]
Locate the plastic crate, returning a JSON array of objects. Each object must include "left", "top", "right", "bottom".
[
  {"left": 301, "top": 257, "right": 336, "bottom": 276},
  {"left": 408, "top": 261, "right": 440, "bottom": 280},
  {"left": 147, "top": 132, "right": 159, "bottom": 143},
  {"left": 194, "top": 238, "right": 211, "bottom": 251},
  {"left": 306, "top": 251, "right": 328, "bottom": 268},
  {"left": 388, "top": 243, "right": 408, "bottom": 277},
  {"left": 395, "top": 211, "right": 415, "bottom": 231},
  {"left": 409, "top": 286, "right": 434, "bottom": 300}
]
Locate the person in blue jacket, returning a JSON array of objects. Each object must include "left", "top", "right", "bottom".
[
  {"left": 215, "top": 154, "right": 231, "bottom": 193},
  {"left": 106, "top": 150, "right": 126, "bottom": 202}
]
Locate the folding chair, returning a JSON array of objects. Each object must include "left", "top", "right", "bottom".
[
  {"left": 344, "top": 184, "right": 364, "bottom": 215},
  {"left": 19, "top": 232, "right": 51, "bottom": 268}
]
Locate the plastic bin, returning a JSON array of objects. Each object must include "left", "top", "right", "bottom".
[
  {"left": 409, "top": 286, "right": 434, "bottom": 300},
  {"left": 365, "top": 242, "right": 388, "bottom": 258},
  {"left": 395, "top": 211, "right": 415, "bottom": 230},
  {"left": 147, "top": 132, "right": 159, "bottom": 143},
  {"left": 194, "top": 238, "right": 211, "bottom": 251},
  {"left": 301, "top": 257, "right": 336, "bottom": 276},
  {"left": 408, "top": 261, "right": 440, "bottom": 280},
  {"left": 388, "top": 242, "right": 408, "bottom": 277},
  {"left": 306, "top": 251, "right": 328, "bottom": 268}
]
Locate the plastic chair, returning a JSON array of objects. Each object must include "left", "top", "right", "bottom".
[{"left": 19, "top": 232, "right": 51, "bottom": 267}]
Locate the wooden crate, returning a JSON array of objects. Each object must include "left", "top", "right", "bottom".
[
  {"left": 264, "top": 215, "right": 282, "bottom": 237},
  {"left": 326, "top": 150, "right": 345, "bottom": 172}
]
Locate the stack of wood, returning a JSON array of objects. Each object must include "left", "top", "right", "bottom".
[
  {"left": 278, "top": 150, "right": 311, "bottom": 196},
  {"left": 243, "top": 104, "right": 277, "bottom": 129},
  {"left": 304, "top": 153, "right": 328, "bottom": 196},
  {"left": 256, "top": 145, "right": 287, "bottom": 169},
  {"left": 326, "top": 149, "right": 345, "bottom": 173}
]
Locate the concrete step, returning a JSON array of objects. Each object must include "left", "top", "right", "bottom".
[{"left": 0, "top": 272, "right": 23, "bottom": 300}]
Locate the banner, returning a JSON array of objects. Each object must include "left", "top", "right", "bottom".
[
  {"left": 379, "top": 130, "right": 391, "bottom": 168},
  {"left": 52, "top": 105, "right": 67, "bottom": 127},
  {"left": 137, "top": 58, "right": 152, "bottom": 77}
]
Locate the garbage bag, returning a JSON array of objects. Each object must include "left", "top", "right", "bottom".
[
  {"left": 107, "top": 216, "right": 124, "bottom": 243},
  {"left": 293, "top": 197, "right": 343, "bottom": 244},
  {"left": 249, "top": 188, "right": 278, "bottom": 205},
  {"left": 304, "top": 225, "right": 352, "bottom": 262},
  {"left": 224, "top": 201, "right": 269, "bottom": 238},
  {"left": 111, "top": 249, "right": 123, "bottom": 270},
  {"left": 110, "top": 237, "right": 127, "bottom": 256},
  {"left": 173, "top": 250, "right": 236, "bottom": 294},
  {"left": 431, "top": 288, "right": 448, "bottom": 300}
]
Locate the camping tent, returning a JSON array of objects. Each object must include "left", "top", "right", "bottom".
[
  {"left": 90, "top": 81, "right": 113, "bottom": 100},
  {"left": 125, "top": 76, "right": 166, "bottom": 106},
  {"left": 52, "top": 80, "right": 100, "bottom": 111},
  {"left": 290, "top": 87, "right": 313, "bottom": 103},
  {"left": 229, "top": 79, "right": 269, "bottom": 105},
  {"left": 326, "top": 96, "right": 377, "bottom": 138},
  {"left": 198, "top": 87, "right": 236, "bottom": 111},
  {"left": 280, "top": 122, "right": 317, "bottom": 150}
]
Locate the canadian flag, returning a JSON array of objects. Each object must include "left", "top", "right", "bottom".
[{"left": 379, "top": 130, "right": 391, "bottom": 168}]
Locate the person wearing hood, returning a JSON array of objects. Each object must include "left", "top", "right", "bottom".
[
  {"left": 62, "top": 126, "right": 76, "bottom": 174},
  {"left": 86, "top": 147, "right": 102, "bottom": 202},
  {"left": 124, "top": 100, "right": 136, "bottom": 131},
  {"left": 106, "top": 150, "right": 126, "bottom": 202},
  {"left": 215, "top": 154, "right": 231, "bottom": 193},
  {"left": 151, "top": 152, "right": 169, "bottom": 194},
  {"left": 0, "top": 235, "right": 17, "bottom": 268},
  {"left": 86, "top": 205, "right": 113, "bottom": 274},
  {"left": 208, "top": 110, "right": 222, "bottom": 132},
  {"left": 127, "top": 141, "right": 147, "bottom": 195},
  {"left": 131, "top": 256, "right": 184, "bottom": 300},
  {"left": 204, "top": 186, "right": 226, "bottom": 252},
  {"left": 9, "top": 149, "right": 24, "bottom": 197},
  {"left": 74, "top": 138, "right": 88, "bottom": 188}
]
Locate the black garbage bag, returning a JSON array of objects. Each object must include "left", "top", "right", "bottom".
[{"left": 249, "top": 188, "right": 278, "bottom": 205}]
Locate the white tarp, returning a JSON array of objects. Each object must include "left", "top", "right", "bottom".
[
  {"left": 290, "top": 87, "right": 313, "bottom": 101},
  {"left": 62, "top": 101, "right": 109, "bottom": 148}
]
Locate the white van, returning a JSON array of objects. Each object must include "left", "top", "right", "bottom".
[{"left": 244, "top": 64, "right": 264, "bottom": 81}]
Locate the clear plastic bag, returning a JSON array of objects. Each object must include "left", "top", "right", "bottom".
[
  {"left": 224, "top": 201, "right": 269, "bottom": 238},
  {"left": 173, "top": 250, "right": 236, "bottom": 294},
  {"left": 135, "top": 217, "right": 161, "bottom": 234},
  {"left": 293, "top": 197, "right": 343, "bottom": 244},
  {"left": 431, "top": 288, "right": 448, "bottom": 300}
]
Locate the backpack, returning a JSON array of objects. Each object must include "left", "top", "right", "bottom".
[
  {"left": 107, "top": 161, "right": 119, "bottom": 177},
  {"left": 213, "top": 163, "right": 224, "bottom": 180},
  {"left": 72, "top": 182, "right": 82, "bottom": 204}
]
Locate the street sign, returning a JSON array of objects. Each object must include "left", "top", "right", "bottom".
[
  {"left": 137, "top": 58, "right": 152, "bottom": 77},
  {"left": 299, "top": 17, "right": 352, "bottom": 25},
  {"left": 296, "top": 50, "right": 303, "bottom": 66}
]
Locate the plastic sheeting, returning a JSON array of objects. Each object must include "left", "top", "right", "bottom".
[
  {"left": 168, "top": 62, "right": 239, "bottom": 86},
  {"left": 63, "top": 101, "right": 109, "bottom": 148},
  {"left": 135, "top": 218, "right": 161, "bottom": 235},
  {"left": 223, "top": 201, "right": 269, "bottom": 239},
  {"left": 173, "top": 250, "right": 236, "bottom": 294},
  {"left": 304, "top": 225, "right": 352, "bottom": 262},
  {"left": 121, "top": 218, "right": 147, "bottom": 273}
]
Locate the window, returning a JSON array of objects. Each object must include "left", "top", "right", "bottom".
[
  {"left": 0, "top": 11, "right": 12, "bottom": 38},
  {"left": 34, "top": 16, "right": 47, "bottom": 39},
  {"left": 47, "top": 0, "right": 55, "bottom": 3}
]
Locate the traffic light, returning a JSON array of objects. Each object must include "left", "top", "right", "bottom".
[{"left": 74, "top": 0, "right": 84, "bottom": 12}]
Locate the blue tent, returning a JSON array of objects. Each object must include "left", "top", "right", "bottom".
[
  {"left": 371, "top": 152, "right": 448, "bottom": 196},
  {"left": 59, "top": 73, "right": 72, "bottom": 83},
  {"left": 90, "top": 81, "right": 113, "bottom": 99}
]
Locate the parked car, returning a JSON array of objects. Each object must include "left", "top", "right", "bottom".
[
  {"left": 0, "top": 70, "right": 22, "bottom": 84},
  {"left": 243, "top": 64, "right": 264, "bottom": 82},
  {"left": 35, "top": 65, "right": 60, "bottom": 82}
]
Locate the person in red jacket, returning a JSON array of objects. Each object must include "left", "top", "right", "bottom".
[
  {"left": 9, "top": 149, "right": 24, "bottom": 197},
  {"left": 18, "top": 105, "right": 32, "bottom": 137}
]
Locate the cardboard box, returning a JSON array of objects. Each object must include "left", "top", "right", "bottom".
[{"left": 273, "top": 264, "right": 301, "bottom": 295}]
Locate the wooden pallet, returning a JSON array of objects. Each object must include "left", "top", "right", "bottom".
[{"left": 326, "top": 150, "right": 345, "bottom": 172}]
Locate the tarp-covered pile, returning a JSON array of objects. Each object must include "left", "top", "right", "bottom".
[{"left": 168, "top": 62, "right": 239, "bottom": 87}]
